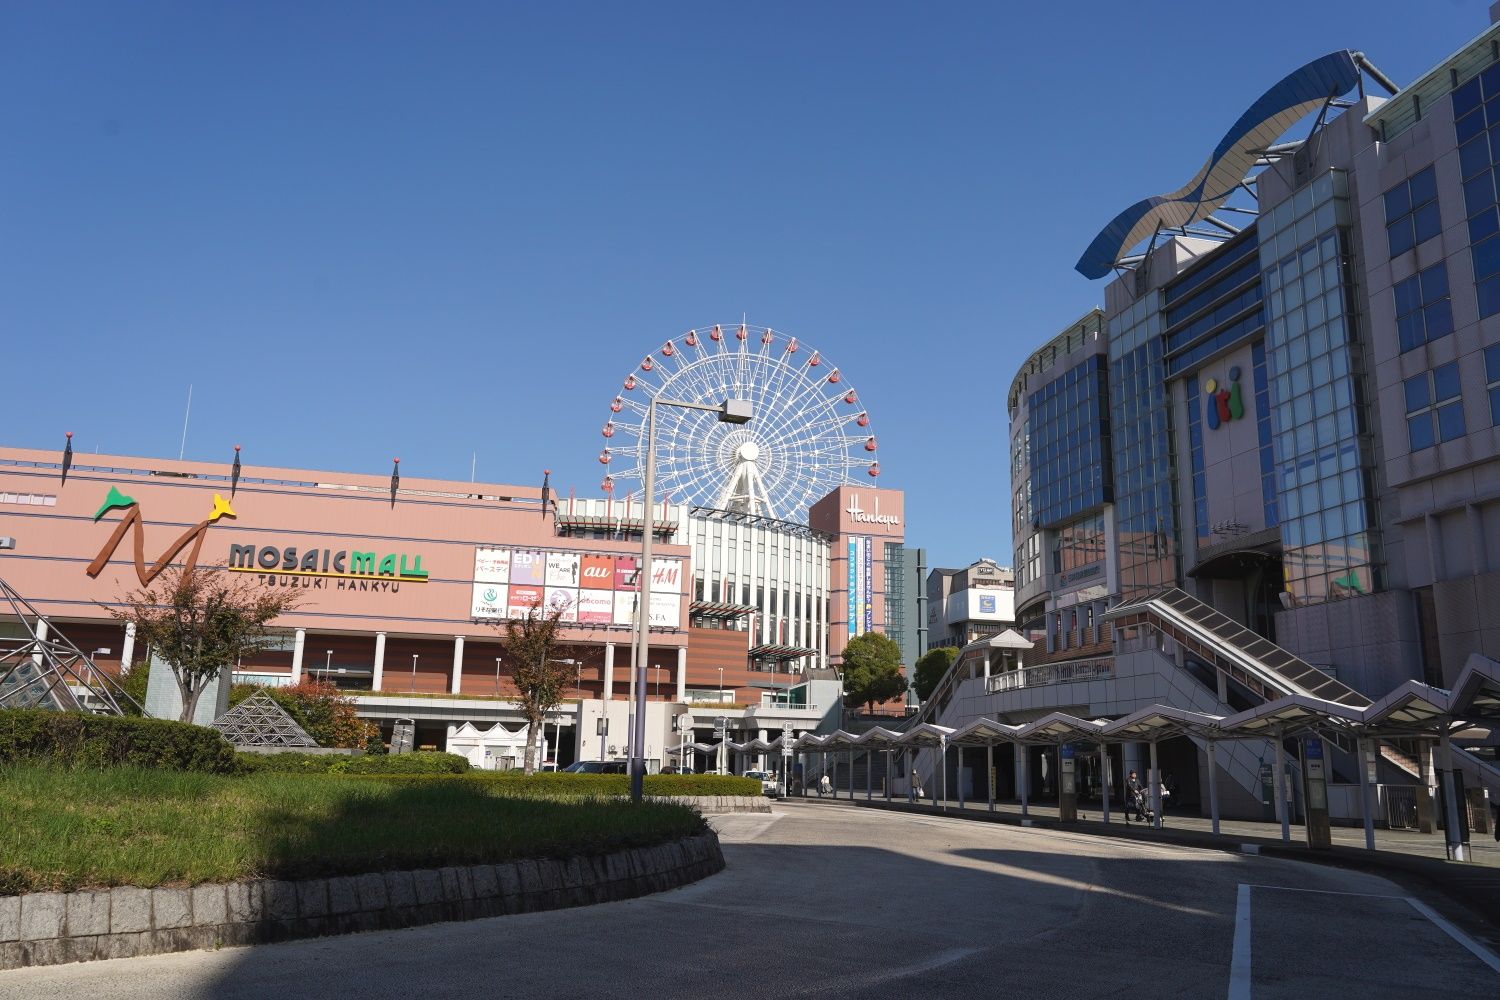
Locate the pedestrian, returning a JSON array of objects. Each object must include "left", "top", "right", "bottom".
[
  {"left": 1125, "top": 769, "right": 1144, "bottom": 824},
  {"left": 818, "top": 773, "right": 832, "bottom": 797},
  {"left": 1157, "top": 776, "right": 1172, "bottom": 826}
]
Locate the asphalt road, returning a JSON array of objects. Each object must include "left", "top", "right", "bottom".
[{"left": 3, "top": 800, "right": 1497, "bottom": 999}]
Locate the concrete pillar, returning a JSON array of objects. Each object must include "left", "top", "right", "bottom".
[
  {"left": 1425, "top": 513, "right": 1446, "bottom": 583},
  {"left": 120, "top": 622, "right": 136, "bottom": 674},
  {"left": 451, "top": 636, "right": 464, "bottom": 694},
  {"left": 1360, "top": 739, "right": 1377, "bottom": 851},
  {"left": 956, "top": 746, "right": 966, "bottom": 810},
  {"left": 1439, "top": 730, "right": 1468, "bottom": 862},
  {"left": 291, "top": 628, "right": 306, "bottom": 684},
  {"left": 676, "top": 646, "right": 687, "bottom": 702},
  {"left": 372, "top": 632, "right": 386, "bottom": 692},
  {"left": 1468, "top": 504, "right": 1489, "bottom": 575},
  {"left": 983, "top": 653, "right": 991, "bottom": 679},
  {"left": 758, "top": 728, "right": 768, "bottom": 770},
  {"left": 603, "top": 642, "right": 615, "bottom": 701},
  {"left": 1416, "top": 743, "right": 1436, "bottom": 834},
  {"left": 1216, "top": 669, "right": 1228, "bottom": 705}
]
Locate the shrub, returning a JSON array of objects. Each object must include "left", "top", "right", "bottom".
[
  {"left": 236, "top": 751, "right": 469, "bottom": 775},
  {"left": 363, "top": 772, "right": 761, "bottom": 797},
  {"left": 0, "top": 709, "right": 237, "bottom": 774}
]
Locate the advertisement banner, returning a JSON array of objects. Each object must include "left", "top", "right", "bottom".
[
  {"left": 650, "top": 558, "right": 682, "bottom": 594},
  {"left": 470, "top": 583, "right": 508, "bottom": 619},
  {"left": 507, "top": 584, "right": 544, "bottom": 619},
  {"left": 474, "top": 547, "right": 511, "bottom": 584},
  {"left": 613, "top": 556, "right": 640, "bottom": 591},
  {"left": 510, "top": 550, "right": 546, "bottom": 585},
  {"left": 847, "top": 539, "right": 859, "bottom": 639},
  {"left": 649, "top": 590, "right": 681, "bottom": 628},
  {"left": 580, "top": 554, "right": 614, "bottom": 590},
  {"left": 576, "top": 589, "right": 613, "bottom": 623},
  {"left": 545, "top": 553, "right": 580, "bottom": 587},
  {"left": 543, "top": 586, "right": 578, "bottom": 622},
  {"left": 863, "top": 535, "right": 873, "bottom": 634},
  {"left": 613, "top": 590, "right": 639, "bottom": 626}
]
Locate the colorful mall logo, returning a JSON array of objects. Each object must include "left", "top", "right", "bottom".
[
  {"left": 1204, "top": 367, "right": 1246, "bottom": 430},
  {"left": 86, "top": 486, "right": 238, "bottom": 585}
]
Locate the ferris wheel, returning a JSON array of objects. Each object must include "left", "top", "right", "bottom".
[{"left": 598, "top": 324, "right": 879, "bottom": 523}]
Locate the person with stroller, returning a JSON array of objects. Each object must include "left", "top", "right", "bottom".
[{"left": 1125, "top": 769, "right": 1145, "bottom": 824}]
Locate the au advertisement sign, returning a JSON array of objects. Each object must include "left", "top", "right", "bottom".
[{"left": 469, "top": 546, "right": 680, "bottom": 628}]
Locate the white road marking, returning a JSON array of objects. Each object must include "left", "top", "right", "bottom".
[
  {"left": 1405, "top": 898, "right": 1500, "bottom": 975},
  {"left": 1228, "top": 883, "right": 1253, "bottom": 1000}
]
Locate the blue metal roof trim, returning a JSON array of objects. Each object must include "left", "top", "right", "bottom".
[{"left": 1075, "top": 51, "right": 1361, "bottom": 280}]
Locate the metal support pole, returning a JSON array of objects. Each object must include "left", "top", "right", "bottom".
[
  {"left": 629, "top": 400, "right": 657, "bottom": 804},
  {"left": 1149, "top": 739, "right": 1162, "bottom": 830},
  {"left": 1273, "top": 731, "right": 1291, "bottom": 843},
  {"left": 865, "top": 748, "right": 872, "bottom": 801},
  {"left": 1020, "top": 745, "right": 1030, "bottom": 818},
  {"left": 1360, "top": 739, "right": 1377, "bottom": 851},
  {"left": 1207, "top": 740, "right": 1221, "bottom": 836},
  {"left": 939, "top": 739, "right": 948, "bottom": 811},
  {"left": 957, "top": 745, "right": 965, "bottom": 810},
  {"left": 987, "top": 743, "right": 996, "bottom": 812},
  {"left": 1439, "top": 730, "right": 1468, "bottom": 862},
  {"left": 907, "top": 747, "right": 915, "bottom": 803},
  {"left": 885, "top": 748, "right": 892, "bottom": 802},
  {"left": 1100, "top": 745, "right": 1111, "bottom": 825}
]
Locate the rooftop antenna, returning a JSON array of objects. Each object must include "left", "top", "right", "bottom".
[
  {"left": 178, "top": 384, "right": 193, "bottom": 461},
  {"left": 471, "top": 452, "right": 476, "bottom": 483}
]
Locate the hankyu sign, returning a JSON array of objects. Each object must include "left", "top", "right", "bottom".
[{"left": 844, "top": 493, "right": 899, "bottom": 525}]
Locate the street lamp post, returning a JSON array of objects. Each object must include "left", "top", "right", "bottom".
[
  {"left": 718, "top": 666, "right": 725, "bottom": 701},
  {"left": 630, "top": 396, "right": 751, "bottom": 804},
  {"left": 411, "top": 654, "right": 418, "bottom": 692},
  {"left": 494, "top": 657, "right": 502, "bottom": 696},
  {"left": 324, "top": 650, "right": 332, "bottom": 685}
]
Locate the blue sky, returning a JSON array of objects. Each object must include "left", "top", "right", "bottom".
[{"left": 0, "top": 1, "right": 1483, "bottom": 568}]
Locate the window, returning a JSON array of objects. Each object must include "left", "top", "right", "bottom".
[
  {"left": 1487, "top": 345, "right": 1500, "bottom": 426},
  {"left": 1393, "top": 263, "right": 1453, "bottom": 352},
  {"left": 1404, "top": 362, "right": 1465, "bottom": 451},
  {"left": 1383, "top": 167, "right": 1440, "bottom": 257}
]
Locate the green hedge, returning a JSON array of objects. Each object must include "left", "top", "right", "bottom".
[
  {"left": 0, "top": 709, "right": 237, "bottom": 774},
  {"left": 374, "top": 772, "right": 762, "bottom": 797},
  {"left": 236, "top": 751, "right": 469, "bottom": 775}
]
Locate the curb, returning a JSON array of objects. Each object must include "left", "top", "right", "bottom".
[
  {"left": 0, "top": 831, "right": 725, "bottom": 971},
  {"left": 649, "top": 795, "right": 771, "bottom": 814}
]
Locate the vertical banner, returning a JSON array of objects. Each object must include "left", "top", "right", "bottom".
[
  {"left": 847, "top": 538, "right": 859, "bottom": 638},
  {"left": 863, "top": 535, "right": 873, "bottom": 634}
]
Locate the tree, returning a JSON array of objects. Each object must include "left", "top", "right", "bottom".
[
  {"left": 109, "top": 563, "right": 300, "bottom": 723},
  {"left": 497, "top": 595, "right": 575, "bottom": 774},
  {"left": 228, "top": 680, "right": 383, "bottom": 753},
  {"left": 840, "top": 632, "right": 907, "bottom": 714},
  {"left": 912, "top": 646, "right": 958, "bottom": 703}
]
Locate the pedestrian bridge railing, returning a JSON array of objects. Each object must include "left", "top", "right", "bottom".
[{"left": 986, "top": 657, "right": 1115, "bottom": 694}]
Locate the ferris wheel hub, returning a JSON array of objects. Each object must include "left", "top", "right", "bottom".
[{"left": 736, "top": 441, "right": 761, "bottom": 464}]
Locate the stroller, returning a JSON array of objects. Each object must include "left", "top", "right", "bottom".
[{"left": 1132, "top": 787, "right": 1158, "bottom": 826}]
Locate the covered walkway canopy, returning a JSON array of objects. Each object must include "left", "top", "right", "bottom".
[{"left": 796, "top": 656, "right": 1500, "bottom": 855}]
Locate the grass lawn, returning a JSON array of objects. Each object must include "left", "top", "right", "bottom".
[{"left": 0, "top": 766, "right": 706, "bottom": 894}]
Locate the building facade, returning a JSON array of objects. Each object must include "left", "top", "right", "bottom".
[
  {"left": 0, "top": 442, "right": 923, "bottom": 765},
  {"left": 919, "top": 17, "right": 1500, "bottom": 820},
  {"left": 924, "top": 558, "right": 1016, "bottom": 650}
]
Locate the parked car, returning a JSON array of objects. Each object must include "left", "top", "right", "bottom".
[
  {"left": 743, "top": 769, "right": 779, "bottom": 797},
  {"left": 561, "top": 760, "right": 628, "bottom": 774},
  {"left": 660, "top": 765, "right": 696, "bottom": 774}
]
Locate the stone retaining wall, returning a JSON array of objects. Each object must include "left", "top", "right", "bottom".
[
  {"left": 0, "top": 831, "right": 724, "bottom": 971},
  {"left": 658, "top": 794, "right": 771, "bottom": 813}
]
